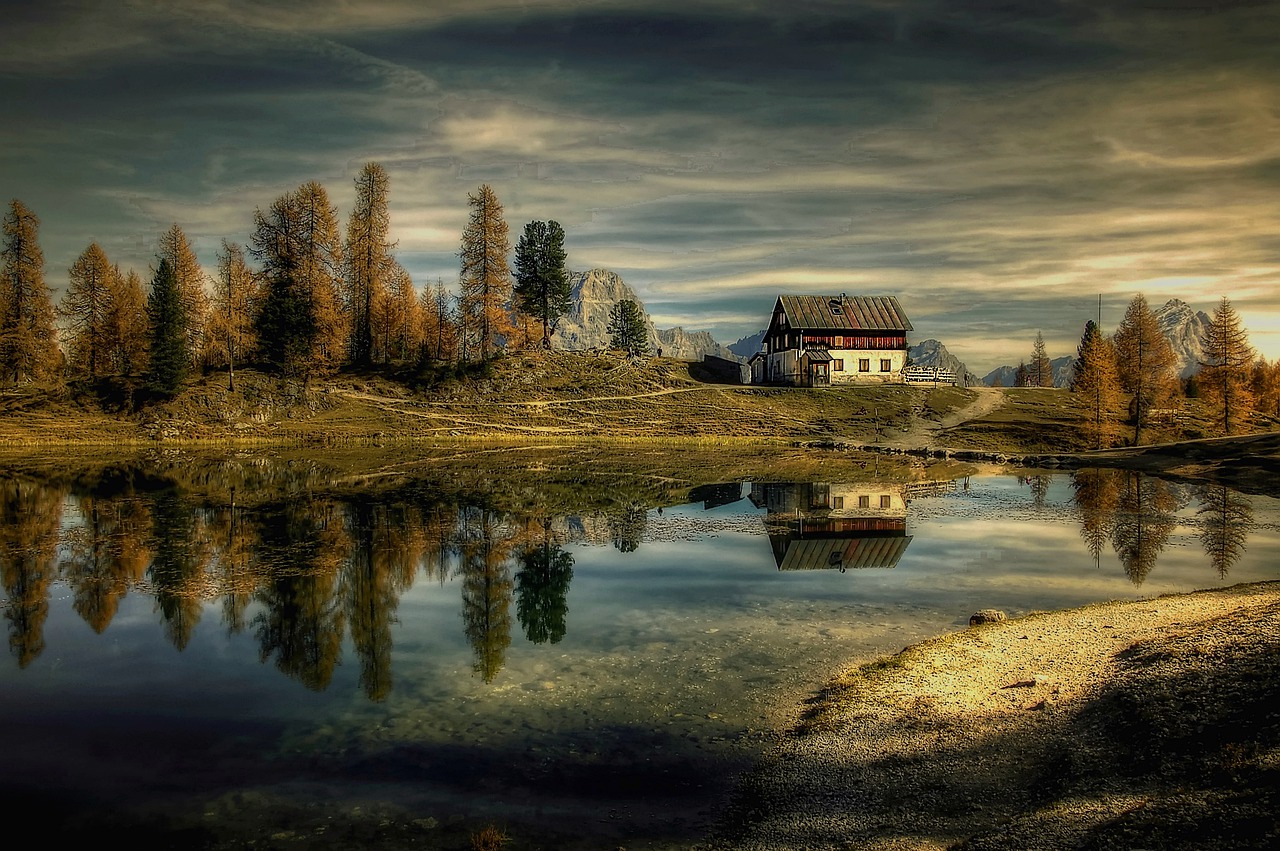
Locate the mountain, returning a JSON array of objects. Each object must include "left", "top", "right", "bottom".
[
  {"left": 1153, "top": 298, "right": 1211, "bottom": 378},
  {"left": 549, "top": 269, "right": 738, "bottom": 361},
  {"left": 982, "top": 356, "right": 1074, "bottom": 388},
  {"left": 908, "top": 339, "right": 980, "bottom": 386},
  {"left": 728, "top": 329, "right": 766, "bottom": 358}
]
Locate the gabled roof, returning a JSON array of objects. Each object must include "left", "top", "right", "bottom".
[{"left": 775, "top": 295, "right": 912, "bottom": 332}]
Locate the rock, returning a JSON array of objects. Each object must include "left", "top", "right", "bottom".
[{"left": 969, "top": 609, "right": 1007, "bottom": 626}]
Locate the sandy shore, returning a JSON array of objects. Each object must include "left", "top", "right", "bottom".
[{"left": 700, "top": 581, "right": 1280, "bottom": 850}]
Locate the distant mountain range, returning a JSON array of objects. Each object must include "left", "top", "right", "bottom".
[
  {"left": 979, "top": 298, "right": 1212, "bottom": 387},
  {"left": 549, "top": 269, "right": 738, "bottom": 361},
  {"left": 907, "top": 339, "right": 980, "bottom": 386}
]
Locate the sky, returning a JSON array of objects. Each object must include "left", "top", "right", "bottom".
[{"left": 2, "top": 0, "right": 1278, "bottom": 374}]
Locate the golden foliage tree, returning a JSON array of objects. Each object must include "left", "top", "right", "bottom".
[
  {"left": 102, "top": 266, "right": 149, "bottom": 398},
  {"left": 344, "top": 162, "right": 394, "bottom": 366},
  {"left": 420, "top": 281, "right": 457, "bottom": 363},
  {"left": 1071, "top": 320, "right": 1124, "bottom": 448},
  {"left": 158, "top": 224, "right": 209, "bottom": 369},
  {"left": 372, "top": 260, "right": 420, "bottom": 363},
  {"left": 0, "top": 200, "right": 60, "bottom": 383},
  {"left": 1251, "top": 357, "right": 1280, "bottom": 419},
  {"left": 1113, "top": 293, "right": 1177, "bottom": 445},
  {"left": 1198, "top": 296, "right": 1255, "bottom": 435},
  {"left": 206, "top": 240, "right": 260, "bottom": 390},
  {"left": 459, "top": 184, "right": 514, "bottom": 360},
  {"left": 60, "top": 242, "right": 117, "bottom": 380},
  {"left": 1028, "top": 331, "right": 1054, "bottom": 387}
]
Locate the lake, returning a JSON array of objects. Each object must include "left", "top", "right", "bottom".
[{"left": 0, "top": 454, "right": 1276, "bottom": 849}]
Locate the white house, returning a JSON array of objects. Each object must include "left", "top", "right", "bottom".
[{"left": 750, "top": 295, "right": 913, "bottom": 386}]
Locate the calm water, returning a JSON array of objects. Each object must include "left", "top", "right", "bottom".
[{"left": 0, "top": 459, "right": 1276, "bottom": 848}]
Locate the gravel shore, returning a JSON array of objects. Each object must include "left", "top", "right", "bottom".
[{"left": 700, "top": 581, "right": 1280, "bottom": 850}]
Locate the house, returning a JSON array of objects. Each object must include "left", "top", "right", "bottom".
[{"left": 751, "top": 294, "right": 912, "bottom": 386}]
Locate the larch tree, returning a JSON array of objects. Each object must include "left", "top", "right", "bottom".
[
  {"left": 1014, "top": 361, "right": 1028, "bottom": 388},
  {"left": 344, "top": 162, "right": 394, "bottom": 367},
  {"left": 1028, "top": 331, "right": 1054, "bottom": 387},
  {"left": 1251, "top": 357, "right": 1280, "bottom": 419},
  {"left": 1070, "top": 320, "right": 1123, "bottom": 448},
  {"left": 251, "top": 181, "right": 346, "bottom": 376},
  {"left": 0, "top": 200, "right": 59, "bottom": 383},
  {"left": 60, "top": 242, "right": 116, "bottom": 381},
  {"left": 419, "top": 281, "right": 457, "bottom": 363},
  {"left": 145, "top": 258, "right": 188, "bottom": 397},
  {"left": 1198, "top": 296, "right": 1255, "bottom": 435},
  {"left": 158, "top": 224, "right": 209, "bottom": 370},
  {"left": 608, "top": 299, "right": 649, "bottom": 357},
  {"left": 373, "top": 261, "right": 420, "bottom": 363},
  {"left": 458, "top": 184, "right": 514, "bottom": 360},
  {"left": 206, "top": 240, "right": 259, "bottom": 391},
  {"left": 1113, "top": 293, "right": 1177, "bottom": 445},
  {"left": 513, "top": 219, "right": 571, "bottom": 348},
  {"left": 102, "top": 267, "right": 148, "bottom": 399}
]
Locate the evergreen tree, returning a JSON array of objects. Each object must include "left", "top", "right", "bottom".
[
  {"left": 60, "top": 242, "right": 116, "bottom": 380},
  {"left": 1014, "top": 361, "right": 1028, "bottom": 388},
  {"left": 0, "top": 200, "right": 59, "bottom": 383},
  {"left": 1070, "top": 320, "right": 1123, "bottom": 448},
  {"left": 145, "top": 258, "right": 188, "bottom": 397},
  {"left": 1113, "top": 293, "right": 1177, "bottom": 445},
  {"left": 344, "top": 163, "right": 394, "bottom": 366},
  {"left": 1028, "top": 331, "right": 1053, "bottom": 387},
  {"left": 513, "top": 220, "right": 570, "bottom": 348},
  {"left": 251, "top": 182, "right": 346, "bottom": 376},
  {"left": 458, "top": 184, "right": 513, "bottom": 360},
  {"left": 1198, "top": 296, "right": 1254, "bottom": 435},
  {"left": 608, "top": 299, "right": 649, "bottom": 356}
]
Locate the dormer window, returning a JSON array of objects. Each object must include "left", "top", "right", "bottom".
[{"left": 828, "top": 298, "right": 843, "bottom": 315}]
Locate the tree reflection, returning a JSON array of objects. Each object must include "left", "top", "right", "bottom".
[
  {"left": 0, "top": 478, "right": 64, "bottom": 667},
  {"left": 148, "top": 489, "right": 212, "bottom": 650},
  {"left": 344, "top": 500, "right": 408, "bottom": 701},
  {"left": 1110, "top": 472, "right": 1179, "bottom": 586},
  {"left": 1196, "top": 484, "right": 1254, "bottom": 579},
  {"left": 610, "top": 503, "right": 647, "bottom": 553},
  {"left": 516, "top": 521, "right": 574, "bottom": 645},
  {"left": 458, "top": 507, "right": 516, "bottom": 682},
  {"left": 1071, "top": 469, "right": 1122, "bottom": 569},
  {"left": 253, "top": 501, "right": 347, "bottom": 691},
  {"left": 63, "top": 494, "right": 152, "bottom": 634}
]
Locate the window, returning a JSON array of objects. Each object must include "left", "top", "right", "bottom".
[
  {"left": 858, "top": 358, "right": 870, "bottom": 372},
  {"left": 832, "top": 359, "right": 844, "bottom": 371},
  {"left": 858, "top": 495, "right": 870, "bottom": 509},
  {"left": 832, "top": 496, "right": 844, "bottom": 509},
  {"left": 880, "top": 495, "right": 892, "bottom": 509},
  {"left": 880, "top": 359, "right": 892, "bottom": 372}
]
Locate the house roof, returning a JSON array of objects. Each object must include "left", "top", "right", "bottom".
[
  {"left": 802, "top": 348, "right": 833, "bottom": 362},
  {"left": 775, "top": 295, "right": 912, "bottom": 332},
  {"left": 772, "top": 534, "right": 913, "bottom": 571}
]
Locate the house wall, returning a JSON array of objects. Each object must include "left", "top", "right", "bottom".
[{"left": 762, "top": 348, "right": 906, "bottom": 385}]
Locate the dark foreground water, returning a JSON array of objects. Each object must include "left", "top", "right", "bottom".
[{"left": 0, "top": 458, "right": 1276, "bottom": 848}]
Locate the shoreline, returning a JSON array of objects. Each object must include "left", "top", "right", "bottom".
[{"left": 701, "top": 581, "right": 1280, "bottom": 850}]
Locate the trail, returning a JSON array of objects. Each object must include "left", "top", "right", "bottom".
[{"left": 877, "top": 386, "right": 1007, "bottom": 449}]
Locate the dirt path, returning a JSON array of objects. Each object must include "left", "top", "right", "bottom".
[{"left": 879, "top": 386, "right": 1007, "bottom": 449}]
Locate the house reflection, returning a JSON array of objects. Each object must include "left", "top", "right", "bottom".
[{"left": 749, "top": 482, "right": 913, "bottom": 571}]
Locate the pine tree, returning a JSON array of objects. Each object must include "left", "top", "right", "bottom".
[
  {"left": 206, "top": 240, "right": 259, "bottom": 391},
  {"left": 0, "top": 200, "right": 59, "bottom": 383},
  {"left": 513, "top": 220, "right": 571, "bottom": 348},
  {"left": 1028, "top": 331, "right": 1053, "bottom": 387},
  {"left": 145, "top": 258, "right": 188, "bottom": 397},
  {"left": 344, "top": 163, "right": 393, "bottom": 366},
  {"left": 608, "top": 299, "right": 649, "bottom": 356},
  {"left": 1113, "top": 293, "right": 1177, "bottom": 445},
  {"left": 1198, "top": 296, "right": 1254, "bottom": 435},
  {"left": 458, "top": 184, "right": 513, "bottom": 360},
  {"left": 158, "top": 224, "right": 209, "bottom": 370},
  {"left": 60, "top": 242, "right": 116, "bottom": 380},
  {"left": 1070, "top": 320, "right": 1123, "bottom": 448},
  {"left": 251, "top": 182, "right": 346, "bottom": 376}
]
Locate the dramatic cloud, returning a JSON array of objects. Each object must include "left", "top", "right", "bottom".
[{"left": 2, "top": 0, "right": 1278, "bottom": 371}]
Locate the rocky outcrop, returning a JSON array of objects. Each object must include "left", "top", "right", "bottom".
[
  {"left": 728, "top": 329, "right": 766, "bottom": 358},
  {"left": 549, "top": 268, "right": 737, "bottom": 361},
  {"left": 1153, "top": 298, "right": 1211, "bottom": 378}
]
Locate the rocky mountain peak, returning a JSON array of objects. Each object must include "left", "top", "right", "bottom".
[{"left": 1153, "top": 298, "right": 1211, "bottom": 378}]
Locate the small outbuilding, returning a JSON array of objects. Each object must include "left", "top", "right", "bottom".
[{"left": 751, "top": 294, "right": 912, "bottom": 386}]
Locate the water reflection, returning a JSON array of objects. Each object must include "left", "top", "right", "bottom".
[
  {"left": 750, "top": 482, "right": 914, "bottom": 571},
  {"left": 0, "top": 463, "right": 1272, "bottom": 691}
]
